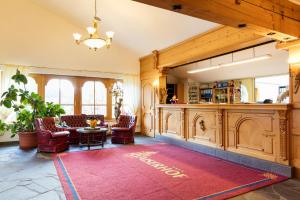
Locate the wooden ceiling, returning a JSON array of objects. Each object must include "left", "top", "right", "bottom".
[{"left": 133, "top": 0, "right": 300, "bottom": 41}]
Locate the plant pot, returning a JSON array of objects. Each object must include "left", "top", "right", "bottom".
[{"left": 18, "top": 131, "right": 37, "bottom": 150}]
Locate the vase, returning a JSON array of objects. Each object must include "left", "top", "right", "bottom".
[{"left": 18, "top": 131, "right": 37, "bottom": 150}]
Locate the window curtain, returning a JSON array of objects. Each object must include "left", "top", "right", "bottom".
[
  {"left": 0, "top": 65, "right": 28, "bottom": 122},
  {"left": 122, "top": 74, "right": 140, "bottom": 116}
]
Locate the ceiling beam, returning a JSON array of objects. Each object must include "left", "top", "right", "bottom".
[
  {"left": 276, "top": 39, "right": 300, "bottom": 49},
  {"left": 140, "top": 26, "right": 272, "bottom": 71},
  {"left": 133, "top": 0, "right": 300, "bottom": 41}
]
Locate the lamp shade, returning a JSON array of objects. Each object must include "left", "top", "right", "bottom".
[
  {"left": 106, "top": 31, "right": 115, "bottom": 38},
  {"left": 83, "top": 38, "right": 106, "bottom": 49},
  {"left": 73, "top": 33, "right": 82, "bottom": 41},
  {"left": 87, "top": 27, "right": 96, "bottom": 35}
]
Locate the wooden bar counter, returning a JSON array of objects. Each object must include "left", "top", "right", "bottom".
[{"left": 157, "top": 103, "right": 291, "bottom": 165}]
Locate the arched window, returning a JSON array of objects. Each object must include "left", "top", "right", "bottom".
[
  {"left": 45, "top": 79, "right": 74, "bottom": 115},
  {"left": 27, "top": 77, "right": 38, "bottom": 93},
  {"left": 82, "top": 81, "right": 107, "bottom": 115},
  {"left": 112, "top": 81, "right": 123, "bottom": 118}
]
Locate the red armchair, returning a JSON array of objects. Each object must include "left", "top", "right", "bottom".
[
  {"left": 35, "top": 117, "right": 70, "bottom": 153},
  {"left": 111, "top": 115, "right": 137, "bottom": 144}
]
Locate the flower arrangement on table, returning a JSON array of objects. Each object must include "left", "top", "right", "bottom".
[{"left": 86, "top": 118, "right": 100, "bottom": 129}]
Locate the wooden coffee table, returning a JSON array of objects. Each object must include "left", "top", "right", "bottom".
[{"left": 77, "top": 127, "right": 108, "bottom": 150}]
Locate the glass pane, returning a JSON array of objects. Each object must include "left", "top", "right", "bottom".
[
  {"left": 82, "top": 81, "right": 94, "bottom": 104},
  {"left": 255, "top": 75, "right": 289, "bottom": 103},
  {"left": 95, "top": 106, "right": 106, "bottom": 116},
  {"left": 82, "top": 106, "right": 94, "bottom": 115},
  {"left": 95, "top": 81, "right": 107, "bottom": 104},
  {"left": 60, "top": 80, "right": 74, "bottom": 104},
  {"left": 27, "top": 77, "right": 38, "bottom": 93},
  {"left": 61, "top": 105, "right": 74, "bottom": 115},
  {"left": 45, "top": 79, "right": 60, "bottom": 103}
]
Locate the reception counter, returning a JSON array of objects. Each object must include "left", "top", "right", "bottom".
[{"left": 156, "top": 103, "right": 291, "bottom": 166}]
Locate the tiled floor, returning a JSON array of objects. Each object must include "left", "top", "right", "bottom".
[{"left": 0, "top": 135, "right": 300, "bottom": 200}]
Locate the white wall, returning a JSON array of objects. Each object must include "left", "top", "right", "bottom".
[{"left": 0, "top": 0, "right": 139, "bottom": 75}]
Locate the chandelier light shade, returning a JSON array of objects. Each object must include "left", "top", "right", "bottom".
[{"left": 73, "top": 0, "right": 114, "bottom": 50}]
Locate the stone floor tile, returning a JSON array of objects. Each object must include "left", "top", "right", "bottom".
[
  {"left": 30, "top": 190, "right": 60, "bottom": 200},
  {"left": 26, "top": 182, "right": 49, "bottom": 194},
  {"left": 32, "top": 177, "right": 61, "bottom": 191},
  {"left": 0, "top": 185, "right": 38, "bottom": 200},
  {"left": 0, "top": 180, "right": 19, "bottom": 193}
]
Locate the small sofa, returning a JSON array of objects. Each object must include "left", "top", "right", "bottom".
[
  {"left": 60, "top": 114, "right": 108, "bottom": 144},
  {"left": 35, "top": 117, "right": 70, "bottom": 153},
  {"left": 111, "top": 115, "right": 137, "bottom": 144}
]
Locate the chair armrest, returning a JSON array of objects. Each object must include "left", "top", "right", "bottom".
[
  {"left": 56, "top": 127, "right": 68, "bottom": 132},
  {"left": 111, "top": 127, "right": 130, "bottom": 132},
  {"left": 51, "top": 131, "right": 70, "bottom": 138},
  {"left": 37, "top": 130, "right": 52, "bottom": 135}
]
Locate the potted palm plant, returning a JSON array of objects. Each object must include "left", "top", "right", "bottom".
[{"left": 0, "top": 69, "right": 65, "bottom": 149}]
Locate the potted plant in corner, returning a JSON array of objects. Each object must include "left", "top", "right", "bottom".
[{"left": 0, "top": 69, "right": 65, "bottom": 149}]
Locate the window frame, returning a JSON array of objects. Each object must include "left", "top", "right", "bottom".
[
  {"left": 45, "top": 79, "right": 75, "bottom": 115},
  {"left": 81, "top": 80, "right": 107, "bottom": 116}
]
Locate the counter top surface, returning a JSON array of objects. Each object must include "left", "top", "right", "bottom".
[{"left": 157, "top": 103, "right": 291, "bottom": 110}]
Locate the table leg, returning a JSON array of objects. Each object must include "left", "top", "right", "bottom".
[
  {"left": 79, "top": 133, "right": 82, "bottom": 147},
  {"left": 88, "top": 133, "right": 90, "bottom": 150},
  {"left": 102, "top": 132, "right": 104, "bottom": 148}
]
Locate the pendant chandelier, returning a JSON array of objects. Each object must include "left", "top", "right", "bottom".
[{"left": 73, "top": 0, "right": 114, "bottom": 50}]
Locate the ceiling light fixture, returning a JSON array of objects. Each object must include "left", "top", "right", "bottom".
[
  {"left": 187, "top": 54, "right": 272, "bottom": 74},
  {"left": 221, "top": 55, "right": 272, "bottom": 67},
  {"left": 73, "top": 0, "right": 114, "bottom": 50}
]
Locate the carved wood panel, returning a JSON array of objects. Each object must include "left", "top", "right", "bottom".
[
  {"left": 187, "top": 109, "right": 220, "bottom": 148},
  {"left": 141, "top": 80, "right": 154, "bottom": 137},
  {"left": 162, "top": 109, "right": 184, "bottom": 139},
  {"left": 225, "top": 110, "right": 287, "bottom": 163}
]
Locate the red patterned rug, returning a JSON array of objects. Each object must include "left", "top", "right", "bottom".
[{"left": 53, "top": 144, "right": 287, "bottom": 200}]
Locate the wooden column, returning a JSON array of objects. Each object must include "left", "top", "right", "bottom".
[
  {"left": 278, "top": 40, "right": 300, "bottom": 178},
  {"left": 74, "top": 79, "right": 83, "bottom": 115},
  {"left": 30, "top": 74, "right": 46, "bottom": 100},
  {"left": 105, "top": 80, "right": 115, "bottom": 120}
]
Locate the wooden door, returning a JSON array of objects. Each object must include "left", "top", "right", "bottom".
[{"left": 141, "top": 79, "right": 154, "bottom": 137}]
